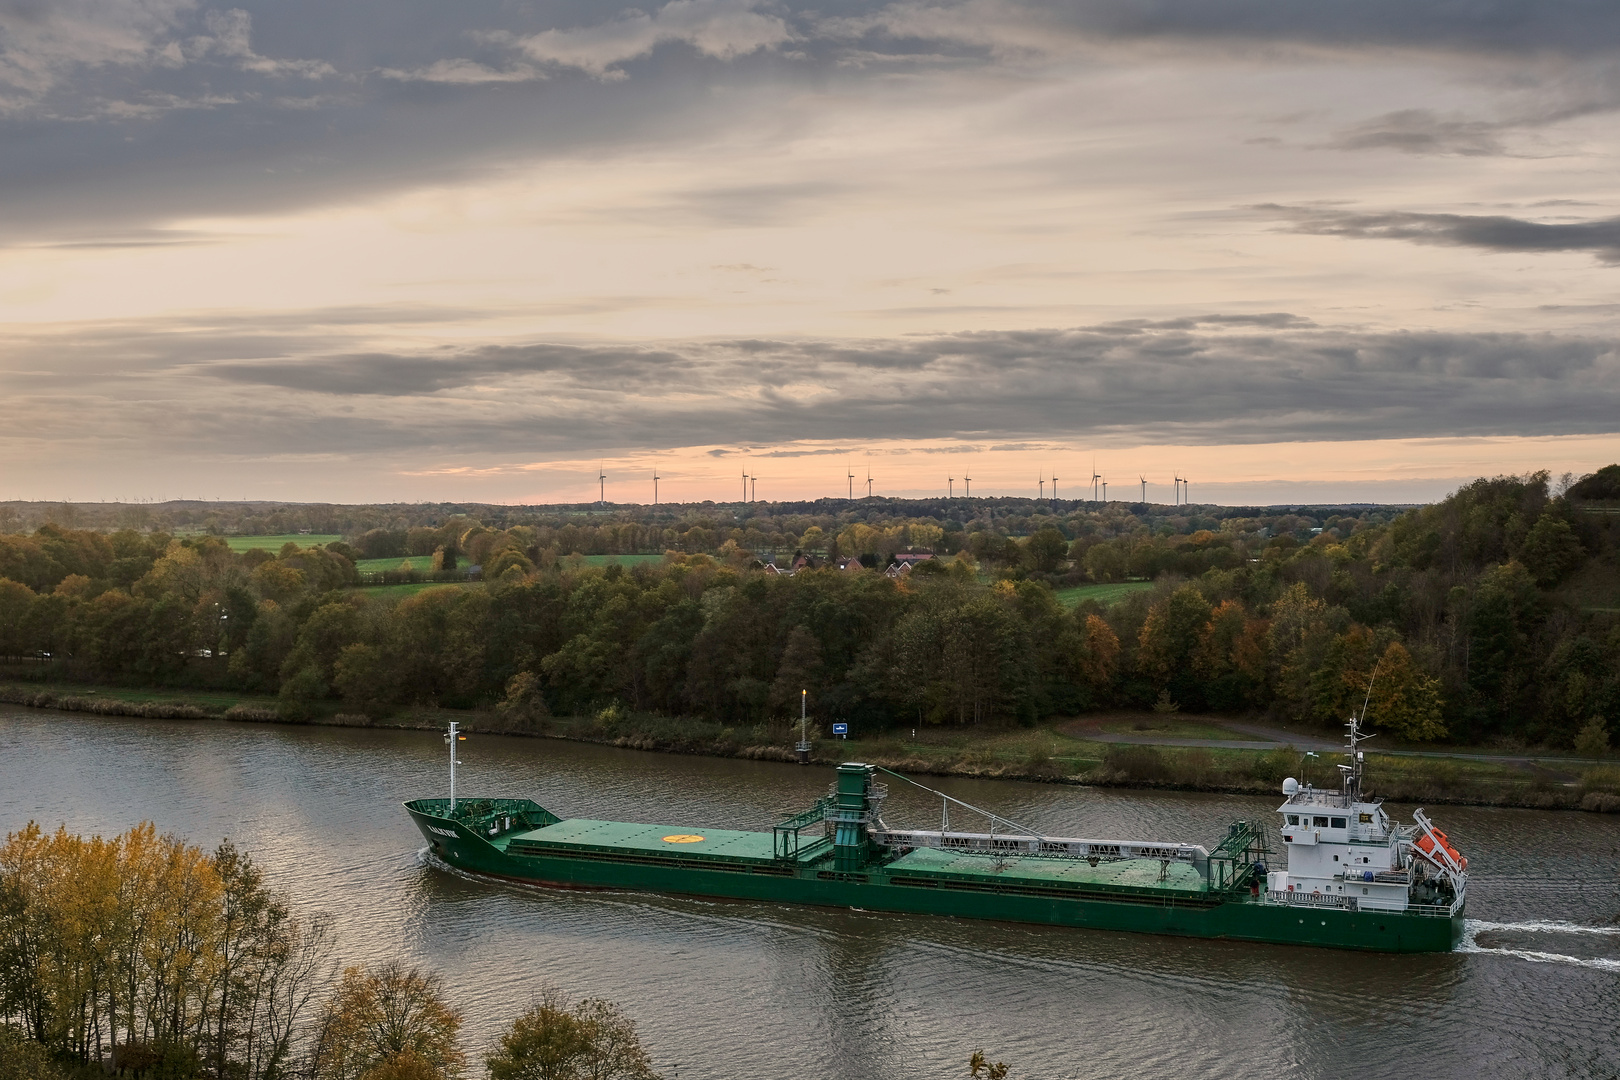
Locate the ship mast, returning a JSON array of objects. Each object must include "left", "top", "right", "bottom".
[
  {"left": 1342, "top": 661, "right": 1380, "bottom": 799},
  {"left": 445, "top": 722, "right": 462, "bottom": 811}
]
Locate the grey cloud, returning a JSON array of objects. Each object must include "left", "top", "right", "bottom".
[
  {"left": 832, "top": 0, "right": 1620, "bottom": 60},
  {"left": 1261, "top": 205, "right": 1620, "bottom": 264},
  {"left": 0, "top": 0, "right": 194, "bottom": 97},
  {"left": 5, "top": 316, "right": 1618, "bottom": 462},
  {"left": 4, "top": 0, "right": 1619, "bottom": 244},
  {"left": 653, "top": 180, "right": 855, "bottom": 227},
  {"left": 1328, "top": 109, "right": 1508, "bottom": 156}
]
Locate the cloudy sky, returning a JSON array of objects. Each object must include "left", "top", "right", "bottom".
[{"left": 4, "top": 0, "right": 1619, "bottom": 505}]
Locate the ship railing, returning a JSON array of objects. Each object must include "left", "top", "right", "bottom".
[
  {"left": 424, "top": 798, "right": 558, "bottom": 835},
  {"left": 1405, "top": 896, "right": 1465, "bottom": 918},
  {"left": 1266, "top": 891, "right": 1463, "bottom": 917},
  {"left": 774, "top": 796, "right": 835, "bottom": 860},
  {"left": 875, "top": 829, "right": 1207, "bottom": 865},
  {"left": 1266, "top": 890, "right": 1359, "bottom": 911}
]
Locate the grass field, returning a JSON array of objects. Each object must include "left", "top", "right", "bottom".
[
  {"left": 354, "top": 555, "right": 435, "bottom": 573},
  {"left": 1053, "top": 580, "right": 1156, "bottom": 608},
  {"left": 1064, "top": 714, "right": 1242, "bottom": 740},
  {"left": 580, "top": 553, "right": 665, "bottom": 567},
  {"left": 225, "top": 534, "right": 342, "bottom": 552},
  {"left": 0, "top": 678, "right": 279, "bottom": 713},
  {"left": 359, "top": 582, "right": 473, "bottom": 599}
]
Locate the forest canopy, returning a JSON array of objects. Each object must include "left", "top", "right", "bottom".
[{"left": 1, "top": 470, "right": 1617, "bottom": 748}]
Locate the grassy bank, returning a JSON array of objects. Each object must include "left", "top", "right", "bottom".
[{"left": 3, "top": 679, "right": 1617, "bottom": 813}]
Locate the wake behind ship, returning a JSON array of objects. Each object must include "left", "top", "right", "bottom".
[{"left": 406, "top": 718, "right": 1467, "bottom": 953}]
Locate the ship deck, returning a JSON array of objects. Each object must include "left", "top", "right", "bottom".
[
  {"left": 504, "top": 819, "right": 783, "bottom": 864},
  {"left": 885, "top": 847, "right": 1208, "bottom": 893}
]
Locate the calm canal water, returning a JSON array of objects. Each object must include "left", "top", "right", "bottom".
[{"left": 2, "top": 707, "right": 1618, "bottom": 1079}]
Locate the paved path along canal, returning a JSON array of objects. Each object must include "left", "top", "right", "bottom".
[{"left": 2, "top": 707, "right": 1618, "bottom": 1079}]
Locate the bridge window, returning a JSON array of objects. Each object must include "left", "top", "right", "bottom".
[
  {"left": 1312, "top": 816, "right": 1329, "bottom": 828},
  {"left": 1287, "top": 815, "right": 1299, "bottom": 826},
  {"left": 1330, "top": 817, "right": 1346, "bottom": 829}
]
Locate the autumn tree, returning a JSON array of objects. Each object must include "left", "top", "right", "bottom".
[
  {"left": 311, "top": 963, "right": 464, "bottom": 1080},
  {"left": 482, "top": 990, "right": 660, "bottom": 1080},
  {"left": 0, "top": 823, "right": 328, "bottom": 1078},
  {"left": 485, "top": 988, "right": 660, "bottom": 1080},
  {"left": 1136, "top": 585, "right": 1212, "bottom": 708},
  {"left": 1193, "top": 600, "right": 1268, "bottom": 711},
  {"left": 1365, "top": 642, "right": 1446, "bottom": 742},
  {"left": 1075, "top": 614, "right": 1120, "bottom": 695}
]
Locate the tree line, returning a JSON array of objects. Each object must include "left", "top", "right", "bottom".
[
  {"left": 0, "top": 468, "right": 1618, "bottom": 748},
  {"left": 1, "top": 823, "right": 1019, "bottom": 1080},
  {"left": 0, "top": 822, "right": 662, "bottom": 1080}
]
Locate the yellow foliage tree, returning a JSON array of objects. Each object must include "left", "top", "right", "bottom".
[
  {"left": 312, "top": 963, "right": 465, "bottom": 1080},
  {"left": 1365, "top": 642, "right": 1446, "bottom": 742}
]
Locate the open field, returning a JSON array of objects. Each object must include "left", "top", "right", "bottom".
[
  {"left": 359, "top": 582, "right": 473, "bottom": 599},
  {"left": 224, "top": 534, "right": 342, "bottom": 552},
  {"left": 580, "top": 553, "right": 666, "bottom": 567},
  {"left": 354, "top": 555, "right": 435, "bottom": 573},
  {"left": 1053, "top": 580, "right": 1156, "bottom": 608}
]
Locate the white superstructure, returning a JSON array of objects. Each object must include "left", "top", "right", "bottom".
[{"left": 1264, "top": 716, "right": 1466, "bottom": 916}]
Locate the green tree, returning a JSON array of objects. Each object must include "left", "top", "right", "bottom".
[
  {"left": 769, "top": 625, "right": 824, "bottom": 714},
  {"left": 1574, "top": 716, "right": 1611, "bottom": 757},
  {"left": 1022, "top": 528, "right": 1068, "bottom": 574},
  {"left": 334, "top": 644, "right": 394, "bottom": 718},
  {"left": 0, "top": 1026, "right": 67, "bottom": 1080},
  {"left": 1517, "top": 511, "right": 1584, "bottom": 586},
  {"left": 1083, "top": 543, "right": 1125, "bottom": 583},
  {"left": 486, "top": 989, "right": 660, "bottom": 1080},
  {"left": 0, "top": 580, "right": 35, "bottom": 660},
  {"left": 1136, "top": 585, "right": 1212, "bottom": 708},
  {"left": 1465, "top": 561, "right": 1543, "bottom": 735}
]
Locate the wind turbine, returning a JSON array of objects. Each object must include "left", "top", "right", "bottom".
[
  {"left": 598, "top": 464, "right": 606, "bottom": 505},
  {"left": 1091, "top": 463, "right": 1101, "bottom": 503},
  {"left": 1139, "top": 475, "right": 1147, "bottom": 503},
  {"left": 948, "top": 476, "right": 954, "bottom": 498},
  {"left": 1173, "top": 474, "right": 1184, "bottom": 506},
  {"left": 866, "top": 467, "right": 874, "bottom": 498},
  {"left": 1183, "top": 477, "right": 1190, "bottom": 506},
  {"left": 1101, "top": 477, "right": 1108, "bottom": 502},
  {"left": 653, "top": 469, "right": 660, "bottom": 506},
  {"left": 750, "top": 475, "right": 757, "bottom": 503},
  {"left": 742, "top": 470, "right": 749, "bottom": 503},
  {"left": 964, "top": 472, "right": 972, "bottom": 498},
  {"left": 847, "top": 464, "right": 855, "bottom": 501},
  {"left": 1052, "top": 475, "right": 1059, "bottom": 504},
  {"left": 1039, "top": 473, "right": 1045, "bottom": 501}
]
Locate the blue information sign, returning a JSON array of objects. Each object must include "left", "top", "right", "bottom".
[{"left": 831, "top": 723, "right": 848, "bottom": 735}]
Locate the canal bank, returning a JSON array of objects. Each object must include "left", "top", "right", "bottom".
[{"left": 2, "top": 679, "right": 1618, "bottom": 813}]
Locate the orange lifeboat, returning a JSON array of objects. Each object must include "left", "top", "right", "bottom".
[{"left": 1414, "top": 827, "right": 1467, "bottom": 870}]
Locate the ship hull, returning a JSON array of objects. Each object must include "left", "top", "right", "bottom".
[{"left": 406, "top": 801, "right": 1463, "bottom": 954}]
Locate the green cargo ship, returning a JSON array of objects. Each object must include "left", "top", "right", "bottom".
[{"left": 406, "top": 719, "right": 1467, "bottom": 953}]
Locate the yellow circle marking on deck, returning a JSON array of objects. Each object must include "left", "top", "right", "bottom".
[{"left": 662, "top": 834, "right": 705, "bottom": 844}]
